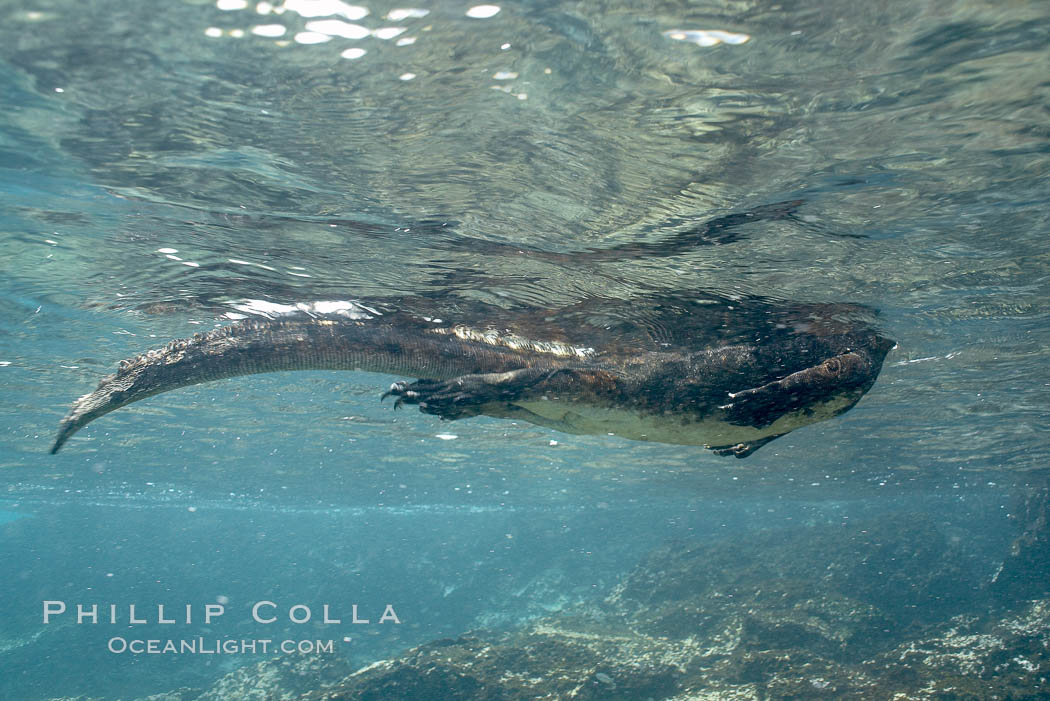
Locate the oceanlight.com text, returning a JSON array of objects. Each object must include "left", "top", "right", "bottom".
[{"left": 107, "top": 637, "right": 339, "bottom": 655}]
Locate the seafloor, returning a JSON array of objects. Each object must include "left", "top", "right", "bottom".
[{"left": 46, "top": 487, "right": 1050, "bottom": 701}]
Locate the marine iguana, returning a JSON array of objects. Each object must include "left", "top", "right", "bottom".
[
  {"left": 50, "top": 291, "right": 893, "bottom": 458},
  {"left": 49, "top": 200, "right": 893, "bottom": 457}
]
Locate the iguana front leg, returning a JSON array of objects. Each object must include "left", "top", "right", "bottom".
[{"left": 382, "top": 366, "right": 605, "bottom": 420}]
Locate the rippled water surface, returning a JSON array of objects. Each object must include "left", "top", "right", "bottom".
[{"left": 1, "top": 0, "right": 1049, "bottom": 698}]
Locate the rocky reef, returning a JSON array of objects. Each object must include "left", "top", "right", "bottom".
[{"left": 48, "top": 511, "right": 1050, "bottom": 701}]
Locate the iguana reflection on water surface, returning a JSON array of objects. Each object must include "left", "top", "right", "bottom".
[{"left": 50, "top": 202, "right": 894, "bottom": 458}]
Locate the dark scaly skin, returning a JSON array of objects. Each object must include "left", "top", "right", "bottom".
[{"left": 50, "top": 297, "right": 893, "bottom": 457}]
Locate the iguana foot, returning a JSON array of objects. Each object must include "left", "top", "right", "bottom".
[
  {"left": 708, "top": 435, "right": 782, "bottom": 458},
  {"left": 381, "top": 368, "right": 567, "bottom": 420},
  {"left": 381, "top": 376, "right": 504, "bottom": 419}
]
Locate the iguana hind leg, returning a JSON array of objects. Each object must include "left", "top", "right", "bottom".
[{"left": 382, "top": 366, "right": 598, "bottom": 420}]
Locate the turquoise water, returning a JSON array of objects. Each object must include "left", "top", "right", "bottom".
[
  {"left": 0, "top": 509, "right": 29, "bottom": 525},
  {"left": 2, "top": 0, "right": 1049, "bottom": 698}
]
